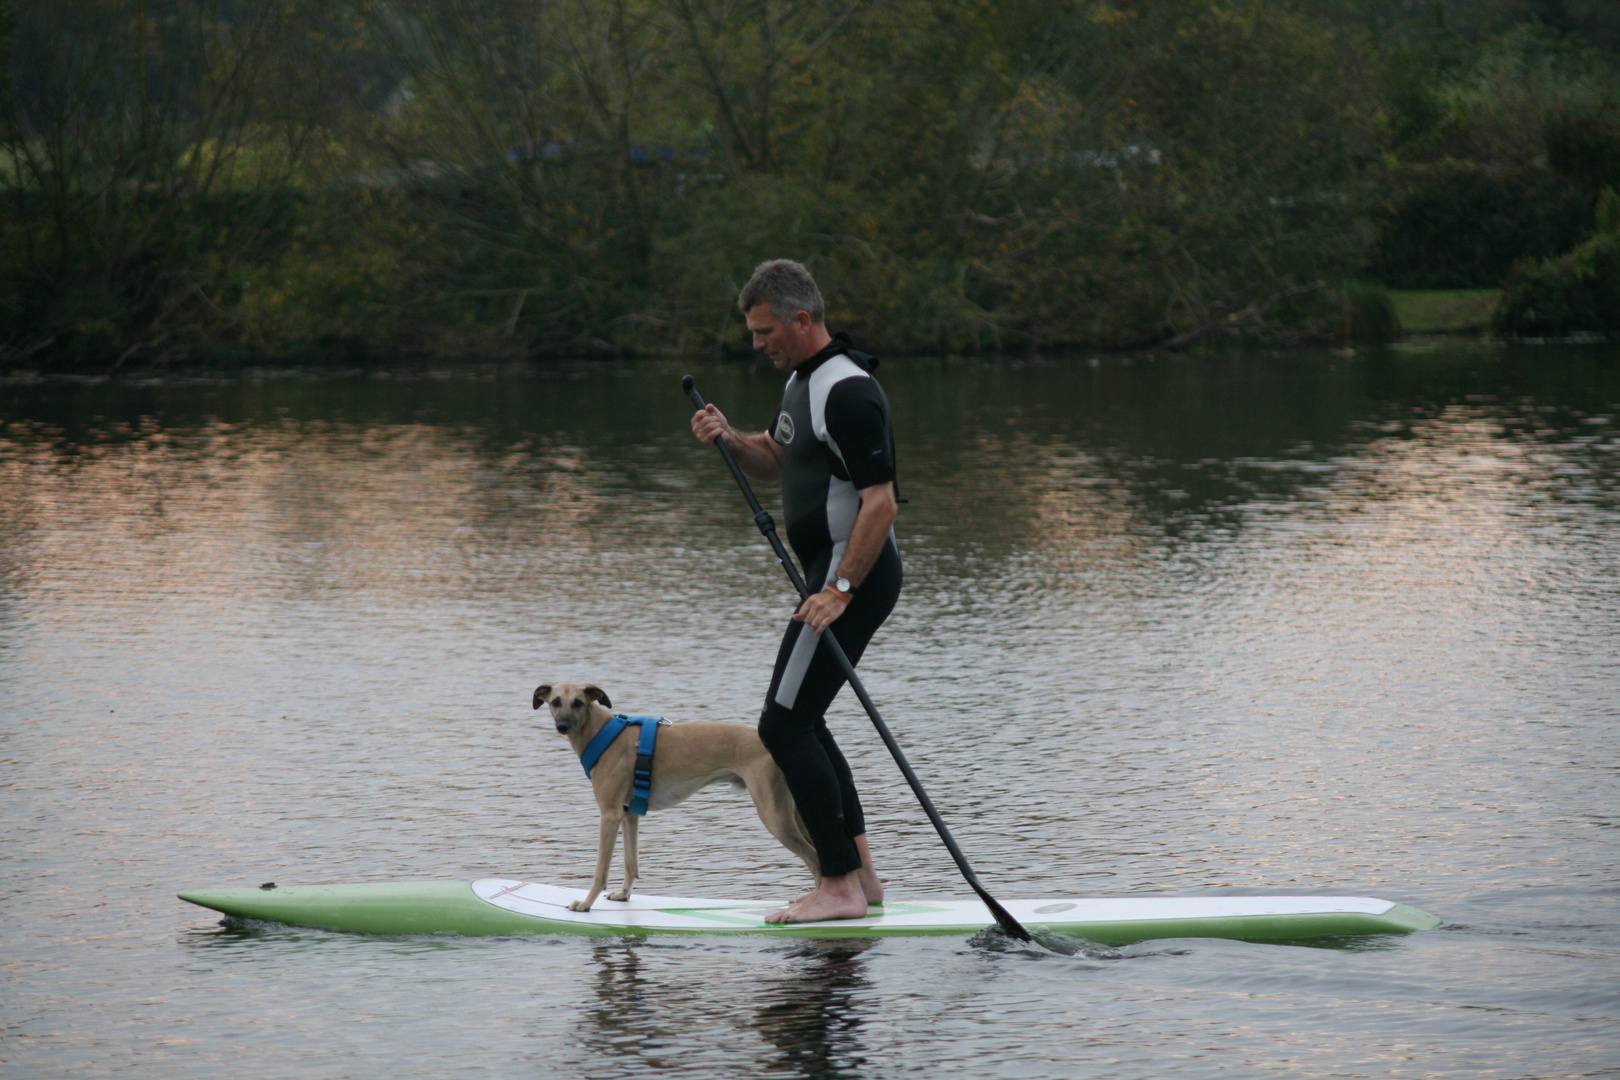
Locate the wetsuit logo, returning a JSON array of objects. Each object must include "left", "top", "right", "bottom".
[{"left": 776, "top": 411, "right": 795, "bottom": 444}]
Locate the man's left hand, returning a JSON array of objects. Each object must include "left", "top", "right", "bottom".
[{"left": 792, "top": 589, "right": 849, "bottom": 635}]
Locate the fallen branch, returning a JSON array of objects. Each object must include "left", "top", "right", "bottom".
[
  {"left": 113, "top": 328, "right": 184, "bottom": 369},
  {"left": 1162, "top": 279, "right": 1325, "bottom": 349}
]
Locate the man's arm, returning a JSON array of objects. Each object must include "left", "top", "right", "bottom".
[
  {"left": 793, "top": 481, "right": 898, "bottom": 634},
  {"left": 691, "top": 404, "right": 783, "bottom": 481}
]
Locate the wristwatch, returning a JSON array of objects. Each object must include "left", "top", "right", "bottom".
[{"left": 828, "top": 576, "right": 853, "bottom": 602}]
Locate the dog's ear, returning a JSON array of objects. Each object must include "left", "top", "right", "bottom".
[
  {"left": 532, "top": 684, "right": 552, "bottom": 711},
  {"left": 583, "top": 685, "right": 612, "bottom": 709}
]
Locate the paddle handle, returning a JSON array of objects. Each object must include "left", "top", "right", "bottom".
[
  {"left": 684, "top": 376, "right": 814, "bottom": 597},
  {"left": 683, "top": 375, "right": 1032, "bottom": 941}
]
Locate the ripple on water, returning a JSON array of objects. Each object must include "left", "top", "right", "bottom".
[{"left": 2, "top": 349, "right": 1617, "bottom": 1079}]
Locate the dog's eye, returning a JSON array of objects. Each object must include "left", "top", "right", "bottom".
[
  {"left": 572, "top": 698, "right": 584, "bottom": 709},
  {"left": 551, "top": 697, "right": 562, "bottom": 708}
]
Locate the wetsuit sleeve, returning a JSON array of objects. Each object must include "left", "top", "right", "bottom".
[{"left": 823, "top": 377, "right": 895, "bottom": 489}]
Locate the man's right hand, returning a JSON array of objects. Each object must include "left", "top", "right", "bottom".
[
  {"left": 692, "top": 404, "right": 732, "bottom": 446},
  {"left": 691, "top": 403, "right": 785, "bottom": 480}
]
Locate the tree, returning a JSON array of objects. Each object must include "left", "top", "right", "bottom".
[{"left": 1, "top": 0, "right": 333, "bottom": 363}]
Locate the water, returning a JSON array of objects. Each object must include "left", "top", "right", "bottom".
[{"left": 2, "top": 344, "right": 1617, "bottom": 1079}]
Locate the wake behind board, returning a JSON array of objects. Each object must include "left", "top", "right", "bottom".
[{"left": 179, "top": 879, "right": 1440, "bottom": 943}]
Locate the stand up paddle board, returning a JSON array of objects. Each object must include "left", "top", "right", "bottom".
[{"left": 178, "top": 879, "right": 1440, "bottom": 942}]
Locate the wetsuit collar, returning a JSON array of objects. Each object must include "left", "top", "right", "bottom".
[{"left": 792, "top": 332, "right": 878, "bottom": 378}]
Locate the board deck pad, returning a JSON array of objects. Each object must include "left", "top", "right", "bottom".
[
  {"left": 474, "top": 880, "right": 1434, "bottom": 938},
  {"left": 177, "top": 878, "right": 1441, "bottom": 943}
]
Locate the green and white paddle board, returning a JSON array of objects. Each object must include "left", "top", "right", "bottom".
[{"left": 178, "top": 879, "right": 1440, "bottom": 943}]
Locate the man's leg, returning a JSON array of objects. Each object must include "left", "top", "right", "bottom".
[
  {"left": 757, "top": 542, "right": 900, "bottom": 920},
  {"left": 759, "top": 637, "right": 864, "bottom": 880},
  {"left": 810, "top": 720, "right": 882, "bottom": 903}
]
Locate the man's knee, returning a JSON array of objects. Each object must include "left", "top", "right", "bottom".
[{"left": 757, "top": 702, "right": 798, "bottom": 756}]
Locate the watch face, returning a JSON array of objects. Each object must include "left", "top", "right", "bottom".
[{"left": 835, "top": 577, "right": 852, "bottom": 592}]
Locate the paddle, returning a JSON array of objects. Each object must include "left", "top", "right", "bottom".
[{"left": 682, "top": 374, "right": 1033, "bottom": 942}]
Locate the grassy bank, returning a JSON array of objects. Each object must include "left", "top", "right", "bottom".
[{"left": 1389, "top": 290, "right": 1501, "bottom": 334}]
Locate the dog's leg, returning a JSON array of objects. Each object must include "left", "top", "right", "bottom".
[
  {"left": 570, "top": 812, "right": 622, "bottom": 911},
  {"left": 747, "top": 769, "right": 821, "bottom": 882},
  {"left": 608, "top": 815, "right": 638, "bottom": 901}
]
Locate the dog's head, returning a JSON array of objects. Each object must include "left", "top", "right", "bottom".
[{"left": 532, "top": 682, "right": 612, "bottom": 735}]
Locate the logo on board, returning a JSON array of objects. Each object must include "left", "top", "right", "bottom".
[{"left": 776, "top": 412, "right": 795, "bottom": 444}]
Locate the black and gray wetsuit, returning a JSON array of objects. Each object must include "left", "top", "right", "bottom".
[{"left": 759, "top": 335, "right": 902, "bottom": 879}]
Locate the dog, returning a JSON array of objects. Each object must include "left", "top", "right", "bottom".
[{"left": 533, "top": 682, "right": 818, "bottom": 911}]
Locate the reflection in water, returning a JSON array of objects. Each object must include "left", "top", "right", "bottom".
[
  {"left": 574, "top": 938, "right": 875, "bottom": 1080},
  {"left": 753, "top": 940, "right": 875, "bottom": 1079},
  {"left": 579, "top": 941, "right": 668, "bottom": 1072}
]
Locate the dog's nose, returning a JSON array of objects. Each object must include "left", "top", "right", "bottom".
[{"left": 555, "top": 722, "right": 569, "bottom": 733}]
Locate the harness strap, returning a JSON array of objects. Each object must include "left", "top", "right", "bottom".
[{"left": 577, "top": 714, "right": 663, "bottom": 816}]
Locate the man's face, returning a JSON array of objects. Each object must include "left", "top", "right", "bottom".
[{"left": 745, "top": 303, "right": 812, "bottom": 370}]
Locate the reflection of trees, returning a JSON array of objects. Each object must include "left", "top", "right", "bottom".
[
  {"left": 4, "top": 350, "right": 1613, "bottom": 596},
  {"left": 578, "top": 940, "right": 675, "bottom": 1072},
  {"left": 892, "top": 355, "right": 1376, "bottom": 562},
  {"left": 571, "top": 938, "right": 875, "bottom": 1080},
  {"left": 753, "top": 940, "right": 874, "bottom": 1080}
]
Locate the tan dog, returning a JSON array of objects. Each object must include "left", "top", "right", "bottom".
[{"left": 533, "top": 682, "right": 818, "bottom": 911}]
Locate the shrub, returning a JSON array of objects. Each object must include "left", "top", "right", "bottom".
[
  {"left": 1334, "top": 281, "right": 1401, "bottom": 344},
  {"left": 1369, "top": 161, "right": 1591, "bottom": 289},
  {"left": 1494, "top": 220, "right": 1620, "bottom": 338}
]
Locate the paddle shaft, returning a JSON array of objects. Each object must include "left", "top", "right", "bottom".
[{"left": 683, "top": 375, "right": 1032, "bottom": 941}]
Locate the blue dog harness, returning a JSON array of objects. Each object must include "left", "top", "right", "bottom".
[{"left": 577, "top": 714, "right": 664, "bottom": 816}]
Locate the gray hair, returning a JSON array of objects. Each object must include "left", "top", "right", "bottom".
[{"left": 737, "top": 259, "right": 825, "bottom": 324}]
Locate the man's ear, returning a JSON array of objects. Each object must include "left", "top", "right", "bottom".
[
  {"left": 532, "top": 685, "right": 552, "bottom": 710},
  {"left": 583, "top": 685, "right": 612, "bottom": 710}
]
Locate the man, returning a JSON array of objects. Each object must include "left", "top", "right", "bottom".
[{"left": 690, "top": 259, "right": 901, "bottom": 924}]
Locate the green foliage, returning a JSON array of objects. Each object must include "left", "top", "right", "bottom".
[
  {"left": 1369, "top": 22, "right": 1620, "bottom": 290},
  {"left": 1596, "top": 185, "right": 1620, "bottom": 236},
  {"left": 1370, "top": 160, "right": 1590, "bottom": 287},
  {"left": 7, "top": 0, "right": 1620, "bottom": 365},
  {"left": 1494, "top": 235, "right": 1620, "bottom": 336},
  {"left": 1495, "top": 184, "right": 1620, "bottom": 336},
  {"left": 0, "top": 0, "right": 338, "bottom": 364},
  {"left": 1335, "top": 281, "right": 1402, "bottom": 344},
  {"left": 1545, "top": 101, "right": 1620, "bottom": 188}
]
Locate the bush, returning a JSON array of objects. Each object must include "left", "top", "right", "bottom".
[
  {"left": 1369, "top": 161, "right": 1591, "bottom": 289},
  {"left": 1494, "top": 194, "right": 1620, "bottom": 337},
  {"left": 1333, "top": 281, "right": 1401, "bottom": 344},
  {"left": 1545, "top": 101, "right": 1620, "bottom": 189}
]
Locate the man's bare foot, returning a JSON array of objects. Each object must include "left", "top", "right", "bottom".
[
  {"left": 787, "top": 835, "right": 885, "bottom": 908},
  {"left": 765, "top": 873, "right": 867, "bottom": 924},
  {"left": 788, "top": 882, "right": 882, "bottom": 906}
]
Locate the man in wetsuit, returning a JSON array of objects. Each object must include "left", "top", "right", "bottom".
[{"left": 690, "top": 259, "right": 901, "bottom": 924}]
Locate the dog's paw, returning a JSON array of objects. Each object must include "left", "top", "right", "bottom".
[
  {"left": 607, "top": 890, "right": 631, "bottom": 902},
  {"left": 567, "top": 900, "right": 593, "bottom": 912}
]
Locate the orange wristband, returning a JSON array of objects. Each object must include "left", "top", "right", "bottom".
[{"left": 826, "top": 585, "right": 852, "bottom": 604}]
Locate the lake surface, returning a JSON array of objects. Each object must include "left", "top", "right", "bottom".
[{"left": 2, "top": 343, "right": 1617, "bottom": 1079}]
